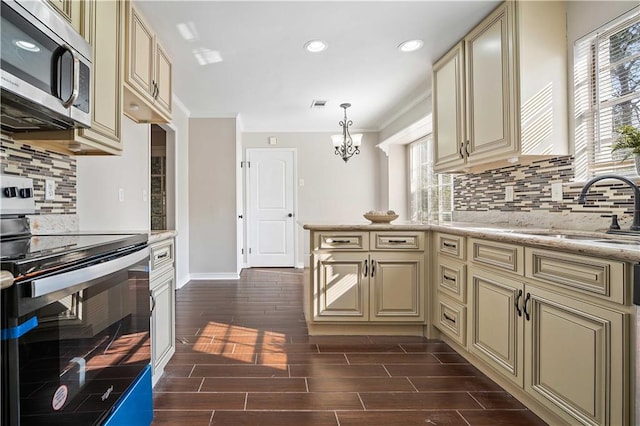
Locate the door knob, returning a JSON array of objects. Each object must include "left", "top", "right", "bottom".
[{"left": 288, "top": 213, "right": 293, "bottom": 217}]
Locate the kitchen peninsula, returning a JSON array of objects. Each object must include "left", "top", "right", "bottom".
[{"left": 304, "top": 222, "right": 640, "bottom": 426}]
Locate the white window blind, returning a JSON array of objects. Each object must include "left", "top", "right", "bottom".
[
  {"left": 408, "top": 135, "right": 453, "bottom": 222},
  {"left": 574, "top": 9, "right": 640, "bottom": 180}
]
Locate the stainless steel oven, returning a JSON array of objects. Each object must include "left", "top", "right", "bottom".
[{"left": 0, "top": 176, "right": 152, "bottom": 426}]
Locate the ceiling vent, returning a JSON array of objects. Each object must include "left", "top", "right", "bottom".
[{"left": 310, "top": 100, "right": 327, "bottom": 109}]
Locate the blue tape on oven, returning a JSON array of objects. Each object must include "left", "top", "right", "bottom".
[{"left": 0, "top": 316, "right": 38, "bottom": 340}]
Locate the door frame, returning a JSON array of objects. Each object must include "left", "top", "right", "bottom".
[{"left": 244, "top": 148, "right": 298, "bottom": 268}]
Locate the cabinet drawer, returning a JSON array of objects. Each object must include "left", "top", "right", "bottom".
[
  {"left": 436, "top": 256, "right": 466, "bottom": 303},
  {"left": 436, "top": 296, "right": 466, "bottom": 347},
  {"left": 150, "top": 239, "right": 174, "bottom": 273},
  {"left": 436, "top": 233, "right": 465, "bottom": 259},
  {"left": 370, "top": 232, "right": 424, "bottom": 251},
  {"left": 525, "top": 248, "right": 627, "bottom": 304},
  {"left": 469, "top": 238, "right": 523, "bottom": 276},
  {"left": 315, "top": 232, "right": 368, "bottom": 251}
]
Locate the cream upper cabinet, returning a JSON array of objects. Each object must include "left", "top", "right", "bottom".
[
  {"left": 433, "top": 1, "right": 568, "bottom": 172},
  {"left": 433, "top": 43, "right": 466, "bottom": 171},
  {"left": 124, "top": 1, "right": 173, "bottom": 123},
  {"left": 14, "top": 0, "right": 124, "bottom": 155},
  {"left": 46, "top": 0, "right": 82, "bottom": 33},
  {"left": 465, "top": 3, "right": 514, "bottom": 164},
  {"left": 155, "top": 42, "right": 173, "bottom": 115}
]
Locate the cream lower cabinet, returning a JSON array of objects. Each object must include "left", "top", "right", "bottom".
[
  {"left": 469, "top": 264, "right": 627, "bottom": 425},
  {"left": 433, "top": 233, "right": 468, "bottom": 347},
  {"left": 314, "top": 252, "right": 368, "bottom": 320},
  {"left": 313, "top": 252, "right": 424, "bottom": 322},
  {"left": 149, "top": 238, "right": 176, "bottom": 385}
]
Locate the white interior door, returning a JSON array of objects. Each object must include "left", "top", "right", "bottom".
[{"left": 247, "top": 149, "right": 295, "bottom": 267}]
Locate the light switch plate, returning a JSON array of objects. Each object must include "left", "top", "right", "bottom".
[
  {"left": 551, "top": 182, "right": 563, "bottom": 202},
  {"left": 118, "top": 188, "right": 125, "bottom": 202},
  {"left": 505, "top": 186, "right": 514, "bottom": 202},
  {"left": 45, "top": 179, "right": 55, "bottom": 200}
]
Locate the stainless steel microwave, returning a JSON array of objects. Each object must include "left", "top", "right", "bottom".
[{"left": 0, "top": 0, "right": 92, "bottom": 133}]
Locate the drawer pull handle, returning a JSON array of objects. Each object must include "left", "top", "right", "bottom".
[
  {"left": 364, "top": 259, "right": 368, "bottom": 277},
  {"left": 443, "top": 274, "right": 456, "bottom": 282},
  {"left": 443, "top": 312, "right": 456, "bottom": 323},
  {"left": 388, "top": 239, "right": 408, "bottom": 243},
  {"left": 443, "top": 242, "right": 457, "bottom": 249},
  {"left": 330, "top": 239, "right": 351, "bottom": 244},
  {"left": 515, "top": 289, "right": 523, "bottom": 317},
  {"left": 523, "top": 292, "right": 531, "bottom": 321},
  {"left": 156, "top": 252, "right": 169, "bottom": 260}
]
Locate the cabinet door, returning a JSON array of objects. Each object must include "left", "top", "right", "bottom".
[
  {"left": 370, "top": 253, "right": 424, "bottom": 322},
  {"left": 433, "top": 42, "right": 466, "bottom": 172},
  {"left": 46, "top": 0, "right": 81, "bottom": 32},
  {"left": 155, "top": 41, "right": 172, "bottom": 114},
  {"left": 77, "top": 0, "right": 123, "bottom": 151},
  {"left": 468, "top": 266, "right": 524, "bottom": 387},
  {"left": 314, "top": 253, "right": 368, "bottom": 321},
  {"left": 465, "top": 2, "right": 516, "bottom": 164},
  {"left": 126, "top": 4, "right": 154, "bottom": 98},
  {"left": 151, "top": 270, "right": 176, "bottom": 380},
  {"left": 524, "top": 287, "right": 627, "bottom": 426}
]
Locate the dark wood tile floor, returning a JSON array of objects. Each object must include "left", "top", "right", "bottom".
[{"left": 152, "top": 268, "right": 548, "bottom": 425}]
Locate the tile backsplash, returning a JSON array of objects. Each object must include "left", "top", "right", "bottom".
[
  {"left": 1, "top": 137, "right": 76, "bottom": 214},
  {"left": 453, "top": 156, "right": 639, "bottom": 229}
]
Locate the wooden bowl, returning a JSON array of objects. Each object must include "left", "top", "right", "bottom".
[{"left": 363, "top": 213, "right": 399, "bottom": 223}]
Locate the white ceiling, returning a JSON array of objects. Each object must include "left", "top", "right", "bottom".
[{"left": 134, "top": 1, "right": 500, "bottom": 132}]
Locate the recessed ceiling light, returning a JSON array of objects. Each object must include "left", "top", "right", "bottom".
[
  {"left": 14, "top": 40, "right": 40, "bottom": 52},
  {"left": 398, "top": 39, "right": 423, "bottom": 53},
  {"left": 304, "top": 40, "right": 327, "bottom": 53}
]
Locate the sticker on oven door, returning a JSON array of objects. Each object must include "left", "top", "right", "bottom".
[{"left": 52, "top": 385, "right": 68, "bottom": 411}]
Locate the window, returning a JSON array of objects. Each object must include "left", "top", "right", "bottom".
[
  {"left": 574, "top": 9, "right": 640, "bottom": 179},
  {"left": 408, "top": 135, "right": 453, "bottom": 222}
]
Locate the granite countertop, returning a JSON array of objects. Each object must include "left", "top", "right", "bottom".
[
  {"left": 303, "top": 222, "right": 640, "bottom": 262},
  {"left": 149, "top": 230, "right": 177, "bottom": 244}
]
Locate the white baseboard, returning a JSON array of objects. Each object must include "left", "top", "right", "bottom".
[
  {"left": 296, "top": 262, "right": 305, "bottom": 269},
  {"left": 176, "top": 275, "right": 191, "bottom": 289},
  {"left": 189, "top": 273, "right": 240, "bottom": 280}
]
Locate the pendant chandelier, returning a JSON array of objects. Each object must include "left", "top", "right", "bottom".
[{"left": 331, "top": 103, "right": 362, "bottom": 163}]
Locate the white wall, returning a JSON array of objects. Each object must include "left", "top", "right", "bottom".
[
  {"left": 171, "top": 97, "right": 191, "bottom": 289},
  {"left": 188, "top": 118, "right": 238, "bottom": 278},
  {"left": 242, "top": 132, "right": 381, "bottom": 266},
  {"left": 77, "top": 117, "right": 150, "bottom": 231}
]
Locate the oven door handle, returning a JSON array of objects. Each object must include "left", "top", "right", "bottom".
[{"left": 30, "top": 247, "right": 149, "bottom": 298}]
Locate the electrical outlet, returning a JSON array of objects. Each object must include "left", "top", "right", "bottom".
[
  {"left": 505, "top": 186, "right": 514, "bottom": 202},
  {"left": 45, "top": 180, "right": 55, "bottom": 200},
  {"left": 118, "top": 188, "right": 125, "bottom": 202},
  {"left": 551, "top": 182, "right": 563, "bottom": 202}
]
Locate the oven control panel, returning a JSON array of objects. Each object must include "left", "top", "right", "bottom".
[{"left": 0, "top": 175, "right": 35, "bottom": 215}]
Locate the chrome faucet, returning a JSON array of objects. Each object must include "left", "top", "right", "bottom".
[{"left": 578, "top": 174, "right": 640, "bottom": 232}]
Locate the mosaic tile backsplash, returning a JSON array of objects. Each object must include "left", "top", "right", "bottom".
[
  {"left": 1, "top": 137, "right": 76, "bottom": 214},
  {"left": 454, "top": 156, "right": 639, "bottom": 218}
]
